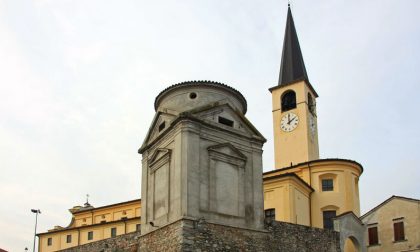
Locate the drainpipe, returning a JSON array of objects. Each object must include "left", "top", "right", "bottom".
[{"left": 308, "top": 162, "right": 313, "bottom": 226}]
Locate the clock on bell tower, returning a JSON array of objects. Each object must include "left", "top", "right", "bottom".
[{"left": 270, "top": 5, "right": 319, "bottom": 169}]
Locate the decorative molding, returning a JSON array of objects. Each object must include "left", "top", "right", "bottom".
[
  {"left": 148, "top": 148, "right": 171, "bottom": 174},
  {"left": 208, "top": 143, "right": 247, "bottom": 162},
  {"left": 207, "top": 143, "right": 247, "bottom": 218}
]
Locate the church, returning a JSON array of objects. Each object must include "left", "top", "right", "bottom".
[
  {"left": 262, "top": 6, "right": 362, "bottom": 230},
  {"left": 37, "top": 5, "right": 369, "bottom": 252}
]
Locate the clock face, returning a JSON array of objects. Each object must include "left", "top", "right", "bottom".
[{"left": 280, "top": 112, "right": 299, "bottom": 132}]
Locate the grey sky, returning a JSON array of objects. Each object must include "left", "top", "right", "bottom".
[{"left": 1, "top": 0, "right": 419, "bottom": 251}]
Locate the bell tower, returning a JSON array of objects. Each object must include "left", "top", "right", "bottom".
[{"left": 270, "top": 5, "right": 319, "bottom": 169}]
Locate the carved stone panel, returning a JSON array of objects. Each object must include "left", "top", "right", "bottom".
[
  {"left": 207, "top": 143, "right": 246, "bottom": 217},
  {"left": 148, "top": 149, "right": 171, "bottom": 221},
  {"left": 153, "top": 164, "right": 168, "bottom": 219}
]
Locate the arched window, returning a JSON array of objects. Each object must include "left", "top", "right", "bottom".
[
  {"left": 281, "top": 90, "right": 296, "bottom": 112},
  {"left": 308, "top": 93, "right": 315, "bottom": 114}
]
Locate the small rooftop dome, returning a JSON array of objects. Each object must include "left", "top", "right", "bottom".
[{"left": 154, "top": 80, "right": 247, "bottom": 115}]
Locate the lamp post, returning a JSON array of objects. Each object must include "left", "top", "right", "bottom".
[{"left": 31, "top": 209, "right": 41, "bottom": 252}]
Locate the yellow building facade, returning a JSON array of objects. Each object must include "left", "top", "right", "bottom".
[
  {"left": 263, "top": 159, "right": 362, "bottom": 228},
  {"left": 262, "top": 5, "right": 363, "bottom": 231},
  {"left": 361, "top": 196, "right": 420, "bottom": 252},
  {"left": 37, "top": 199, "right": 141, "bottom": 252}
]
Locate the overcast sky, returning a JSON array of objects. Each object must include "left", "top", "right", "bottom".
[{"left": 1, "top": 0, "right": 419, "bottom": 251}]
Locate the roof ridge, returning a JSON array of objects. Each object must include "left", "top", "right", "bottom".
[
  {"left": 360, "top": 195, "right": 420, "bottom": 219},
  {"left": 263, "top": 158, "right": 364, "bottom": 175}
]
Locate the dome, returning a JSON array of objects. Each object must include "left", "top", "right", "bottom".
[{"left": 154, "top": 80, "right": 247, "bottom": 115}]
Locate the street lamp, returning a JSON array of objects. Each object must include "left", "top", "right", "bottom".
[{"left": 31, "top": 209, "right": 41, "bottom": 252}]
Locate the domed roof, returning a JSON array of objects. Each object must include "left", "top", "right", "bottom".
[{"left": 154, "top": 80, "right": 247, "bottom": 114}]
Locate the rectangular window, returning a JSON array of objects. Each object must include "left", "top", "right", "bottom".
[
  {"left": 136, "top": 224, "right": 141, "bottom": 231},
  {"left": 158, "top": 122, "right": 165, "bottom": 132},
  {"left": 111, "top": 227, "right": 117, "bottom": 238},
  {"left": 394, "top": 221, "right": 405, "bottom": 241},
  {"left": 323, "top": 210, "right": 336, "bottom": 230},
  {"left": 66, "top": 234, "right": 72, "bottom": 243},
  {"left": 47, "top": 237, "right": 52, "bottom": 246},
  {"left": 87, "top": 231, "right": 93, "bottom": 241},
  {"left": 322, "top": 179, "right": 334, "bottom": 191},
  {"left": 218, "top": 116, "right": 234, "bottom": 127},
  {"left": 264, "top": 208, "right": 276, "bottom": 221},
  {"left": 368, "top": 227, "right": 379, "bottom": 245}
]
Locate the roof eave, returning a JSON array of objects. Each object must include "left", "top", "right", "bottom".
[{"left": 268, "top": 78, "right": 319, "bottom": 98}]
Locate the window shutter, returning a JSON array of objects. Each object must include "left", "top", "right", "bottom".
[
  {"left": 394, "top": 222, "right": 399, "bottom": 241},
  {"left": 368, "top": 227, "right": 378, "bottom": 245},
  {"left": 394, "top": 222, "right": 405, "bottom": 241}
]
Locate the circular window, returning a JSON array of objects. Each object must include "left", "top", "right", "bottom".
[{"left": 189, "top": 92, "right": 197, "bottom": 99}]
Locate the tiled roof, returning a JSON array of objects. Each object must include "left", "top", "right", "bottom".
[{"left": 73, "top": 198, "right": 141, "bottom": 214}]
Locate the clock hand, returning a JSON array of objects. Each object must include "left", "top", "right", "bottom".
[{"left": 287, "top": 114, "right": 297, "bottom": 125}]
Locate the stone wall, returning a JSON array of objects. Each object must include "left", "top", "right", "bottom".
[
  {"left": 268, "top": 221, "right": 341, "bottom": 252},
  {"left": 59, "top": 231, "right": 141, "bottom": 252},
  {"left": 139, "top": 220, "right": 183, "bottom": 251},
  {"left": 334, "top": 212, "right": 366, "bottom": 252},
  {"left": 59, "top": 218, "right": 341, "bottom": 252},
  {"left": 140, "top": 218, "right": 341, "bottom": 252}
]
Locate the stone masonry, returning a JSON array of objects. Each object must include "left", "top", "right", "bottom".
[
  {"left": 59, "top": 231, "right": 141, "bottom": 252},
  {"left": 140, "top": 218, "right": 341, "bottom": 252},
  {"left": 139, "top": 81, "right": 266, "bottom": 234},
  {"left": 59, "top": 218, "right": 340, "bottom": 251}
]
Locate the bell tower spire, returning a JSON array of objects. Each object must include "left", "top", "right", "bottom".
[
  {"left": 270, "top": 5, "right": 319, "bottom": 169},
  {"left": 278, "top": 5, "right": 309, "bottom": 86}
]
